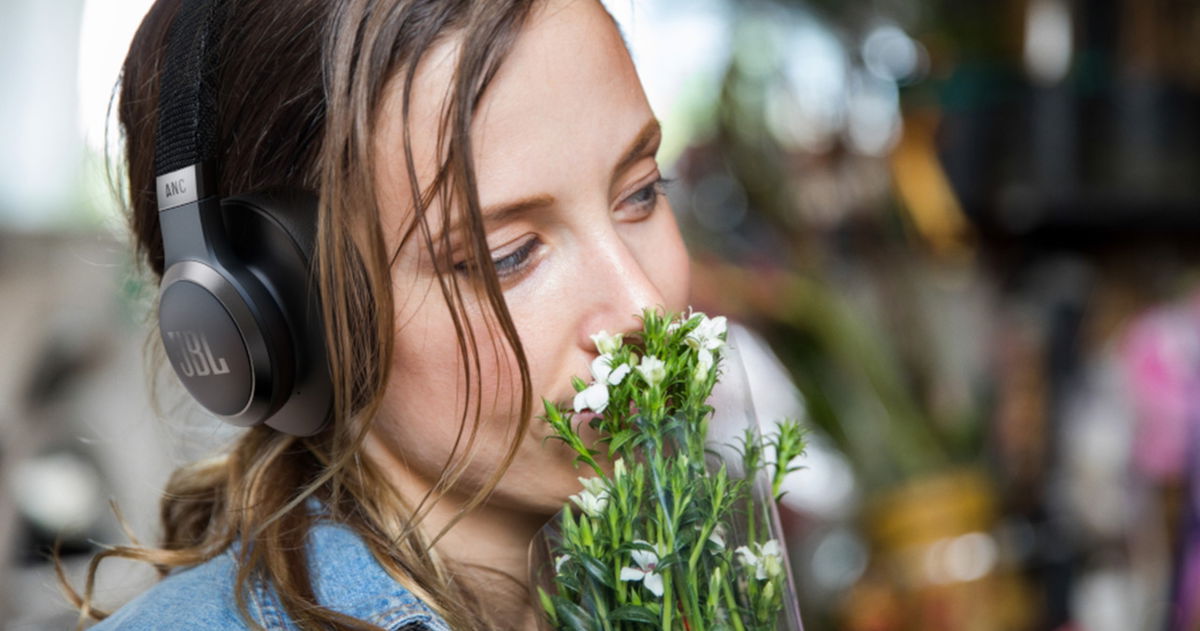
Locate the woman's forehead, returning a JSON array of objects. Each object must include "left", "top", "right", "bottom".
[
  {"left": 373, "top": 0, "right": 651, "bottom": 242},
  {"left": 472, "top": 0, "right": 650, "bottom": 208}
]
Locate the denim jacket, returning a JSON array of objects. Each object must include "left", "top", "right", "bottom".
[{"left": 90, "top": 522, "right": 451, "bottom": 630}]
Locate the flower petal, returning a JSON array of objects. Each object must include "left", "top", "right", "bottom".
[
  {"left": 590, "top": 354, "right": 613, "bottom": 382},
  {"left": 583, "top": 383, "right": 609, "bottom": 413},
  {"left": 619, "top": 567, "right": 645, "bottom": 582},
  {"left": 580, "top": 476, "right": 607, "bottom": 495},
  {"left": 643, "top": 572, "right": 664, "bottom": 597},
  {"left": 735, "top": 545, "right": 756, "bottom": 568},
  {"left": 607, "top": 363, "right": 631, "bottom": 385},
  {"left": 572, "top": 390, "right": 589, "bottom": 413},
  {"left": 631, "top": 548, "right": 658, "bottom": 571},
  {"left": 590, "top": 331, "right": 623, "bottom": 355},
  {"left": 636, "top": 355, "right": 666, "bottom": 387}
]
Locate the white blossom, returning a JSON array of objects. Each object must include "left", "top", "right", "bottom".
[
  {"left": 589, "top": 330, "right": 624, "bottom": 355},
  {"left": 619, "top": 540, "right": 664, "bottom": 597},
  {"left": 686, "top": 315, "right": 727, "bottom": 353},
  {"left": 554, "top": 554, "right": 570, "bottom": 573},
  {"left": 670, "top": 308, "right": 707, "bottom": 333},
  {"left": 593, "top": 354, "right": 631, "bottom": 386},
  {"left": 573, "top": 382, "right": 609, "bottom": 414},
  {"left": 570, "top": 476, "right": 609, "bottom": 517},
  {"left": 572, "top": 354, "right": 630, "bottom": 414},
  {"left": 735, "top": 539, "right": 783, "bottom": 581},
  {"left": 707, "top": 522, "right": 727, "bottom": 550},
  {"left": 636, "top": 355, "right": 667, "bottom": 387}
]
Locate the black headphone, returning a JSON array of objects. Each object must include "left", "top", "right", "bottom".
[{"left": 153, "top": 0, "right": 331, "bottom": 435}]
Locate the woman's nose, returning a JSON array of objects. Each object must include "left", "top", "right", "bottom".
[{"left": 576, "top": 233, "right": 666, "bottom": 352}]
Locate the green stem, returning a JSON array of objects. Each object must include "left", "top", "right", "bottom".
[
  {"left": 677, "top": 563, "right": 705, "bottom": 631},
  {"left": 588, "top": 581, "right": 612, "bottom": 631},
  {"left": 661, "top": 570, "right": 673, "bottom": 630},
  {"left": 722, "top": 575, "right": 747, "bottom": 631}
]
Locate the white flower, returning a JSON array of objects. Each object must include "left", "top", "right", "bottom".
[
  {"left": 573, "top": 382, "right": 608, "bottom": 414},
  {"left": 592, "top": 354, "right": 631, "bottom": 386},
  {"left": 735, "top": 539, "right": 783, "bottom": 581},
  {"left": 590, "top": 330, "right": 624, "bottom": 355},
  {"left": 671, "top": 308, "right": 708, "bottom": 333},
  {"left": 707, "top": 522, "right": 727, "bottom": 550},
  {"left": 694, "top": 347, "right": 714, "bottom": 385},
  {"left": 554, "top": 554, "right": 570, "bottom": 573},
  {"left": 572, "top": 355, "right": 630, "bottom": 414},
  {"left": 570, "top": 476, "right": 609, "bottom": 517},
  {"left": 619, "top": 540, "right": 664, "bottom": 597},
  {"left": 613, "top": 458, "right": 627, "bottom": 480},
  {"left": 686, "top": 315, "right": 727, "bottom": 352},
  {"left": 636, "top": 355, "right": 667, "bottom": 387},
  {"left": 579, "top": 475, "right": 607, "bottom": 496}
]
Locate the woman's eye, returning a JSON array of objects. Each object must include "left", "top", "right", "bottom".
[
  {"left": 454, "top": 237, "right": 540, "bottom": 278},
  {"left": 623, "top": 176, "right": 673, "bottom": 216}
]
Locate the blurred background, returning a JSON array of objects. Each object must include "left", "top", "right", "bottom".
[{"left": 1, "top": 0, "right": 1197, "bottom": 629}]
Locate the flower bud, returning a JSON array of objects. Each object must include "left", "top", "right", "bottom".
[
  {"left": 636, "top": 355, "right": 667, "bottom": 387},
  {"left": 589, "top": 330, "right": 623, "bottom": 355},
  {"left": 694, "top": 348, "right": 714, "bottom": 385}
]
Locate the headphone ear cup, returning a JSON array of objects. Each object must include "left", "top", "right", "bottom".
[{"left": 222, "top": 190, "right": 331, "bottom": 435}]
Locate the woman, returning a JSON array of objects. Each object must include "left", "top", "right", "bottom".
[{"left": 74, "top": 0, "right": 691, "bottom": 628}]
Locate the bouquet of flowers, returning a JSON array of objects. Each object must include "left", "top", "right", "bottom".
[{"left": 531, "top": 310, "right": 806, "bottom": 630}]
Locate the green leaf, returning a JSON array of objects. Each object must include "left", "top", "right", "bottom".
[
  {"left": 537, "top": 587, "right": 558, "bottom": 623},
  {"left": 557, "top": 572, "right": 582, "bottom": 596},
  {"left": 608, "top": 429, "right": 639, "bottom": 456},
  {"left": 551, "top": 597, "right": 597, "bottom": 631},
  {"left": 608, "top": 605, "right": 659, "bottom": 624},
  {"left": 579, "top": 554, "right": 615, "bottom": 589}
]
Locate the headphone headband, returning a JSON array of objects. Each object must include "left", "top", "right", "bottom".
[{"left": 154, "top": 0, "right": 226, "bottom": 180}]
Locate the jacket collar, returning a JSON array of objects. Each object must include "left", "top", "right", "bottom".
[{"left": 249, "top": 521, "right": 451, "bottom": 631}]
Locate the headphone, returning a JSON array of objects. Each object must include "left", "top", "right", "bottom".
[{"left": 153, "top": 0, "right": 332, "bottom": 435}]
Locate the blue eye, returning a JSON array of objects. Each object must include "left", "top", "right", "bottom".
[
  {"left": 492, "top": 238, "right": 539, "bottom": 275},
  {"left": 454, "top": 237, "right": 540, "bottom": 278},
  {"left": 626, "top": 176, "right": 672, "bottom": 214}
]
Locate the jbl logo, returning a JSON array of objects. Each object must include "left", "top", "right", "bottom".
[
  {"left": 165, "top": 330, "right": 230, "bottom": 377},
  {"left": 164, "top": 179, "right": 187, "bottom": 198}
]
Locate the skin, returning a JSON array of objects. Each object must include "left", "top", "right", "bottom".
[{"left": 365, "top": 0, "right": 691, "bottom": 624}]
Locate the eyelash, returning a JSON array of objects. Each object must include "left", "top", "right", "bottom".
[{"left": 455, "top": 176, "right": 672, "bottom": 278}]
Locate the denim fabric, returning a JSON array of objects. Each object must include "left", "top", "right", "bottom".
[{"left": 90, "top": 522, "right": 451, "bottom": 630}]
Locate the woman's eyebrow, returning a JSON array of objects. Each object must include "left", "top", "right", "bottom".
[
  {"left": 612, "top": 118, "right": 662, "bottom": 180},
  {"left": 479, "top": 117, "right": 661, "bottom": 218},
  {"left": 436, "top": 194, "right": 555, "bottom": 246},
  {"left": 479, "top": 193, "right": 556, "bottom": 225},
  {"left": 439, "top": 118, "right": 663, "bottom": 245}
]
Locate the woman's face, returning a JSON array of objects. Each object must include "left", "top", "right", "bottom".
[{"left": 369, "top": 0, "right": 691, "bottom": 517}]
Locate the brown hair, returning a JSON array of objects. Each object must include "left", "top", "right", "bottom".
[{"left": 63, "top": 0, "right": 543, "bottom": 628}]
